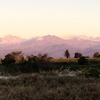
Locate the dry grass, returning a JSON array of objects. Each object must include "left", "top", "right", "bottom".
[
  {"left": 0, "top": 74, "right": 100, "bottom": 100},
  {"left": 50, "top": 58, "right": 78, "bottom": 63},
  {"left": 87, "top": 58, "right": 100, "bottom": 64},
  {"left": 50, "top": 58, "right": 100, "bottom": 64}
]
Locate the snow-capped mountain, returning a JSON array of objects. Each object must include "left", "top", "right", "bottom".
[
  {"left": 69, "top": 35, "right": 100, "bottom": 41},
  {"left": 0, "top": 34, "right": 100, "bottom": 58},
  {"left": 0, "top": 35, "right": 25, "bottom": 44}
]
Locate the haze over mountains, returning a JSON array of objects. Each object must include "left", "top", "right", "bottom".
[{"left": 0, "top": 35, "right": 100, "bottom": 58}]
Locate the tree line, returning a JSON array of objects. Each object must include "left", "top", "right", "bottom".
[
  {"left": 0, "top": 50, "right": 100, "bottom": 74},
  {"left": 0, "top": 50, "right": 100, "bottom": 67},
  {"left": 64, "top": 49, "right": 100, "bottom": 58},
  {"left": 0, "top": 51, "right": 54, "bottom": 74}
]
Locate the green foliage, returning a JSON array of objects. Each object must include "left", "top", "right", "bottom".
[
  {"left": 81, "top": 67, "right": 100, "bottom": 77},
  {"left": 1, "top": 50, "right": 100, "bottom": 76},
  {"left": 2, "top": 54, "right": 15, "bottom": 65},
  {"left": 87, "top": 58, "right": 100, "bottom": 64},
  {"left": 78, "top": 56, "right": 88, "bottom": 65},
  {"left": 1, "top": 52, "right": 56, "bottom": 74}
]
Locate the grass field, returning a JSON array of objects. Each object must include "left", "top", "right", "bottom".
[
  {"left": 50, "top": 58, "right": 100, "bottom": 64},
  {"left": 0, "top": 74, "right": 100, "bottom": 100}
]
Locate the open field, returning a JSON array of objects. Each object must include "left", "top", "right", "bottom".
[{"left": 50, "top": 58, "right": 100, "bottom": 64}]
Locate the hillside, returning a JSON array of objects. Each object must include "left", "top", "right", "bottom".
[{"left": 0, "top": 35, "right": 100, "bottom": 58}]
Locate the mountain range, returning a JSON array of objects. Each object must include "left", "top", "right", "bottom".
[{"left": 0, "top": 34, "right": 100, "bottom": 58}]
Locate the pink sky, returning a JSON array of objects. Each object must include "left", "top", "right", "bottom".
[{"left": 0, "top": 0, "right": 100, "bottom": 38}]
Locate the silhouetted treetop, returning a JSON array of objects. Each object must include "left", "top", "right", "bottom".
[{"left": 64, "top": 49, "right": 70, "bottom": 58}]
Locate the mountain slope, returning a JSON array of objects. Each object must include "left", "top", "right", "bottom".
[
  {"left": 0, "top": 35, "right": 25, "bottom": 44},
  {"left": 0, "top": 35, "right": 100, "bottom": 58}
]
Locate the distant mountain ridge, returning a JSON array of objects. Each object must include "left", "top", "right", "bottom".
[
  {"left": 0, "top": 35, "right": 25, "bottom": 44},
  {"left": 0, "top": 35, "right": 100, "bottom": 58}
]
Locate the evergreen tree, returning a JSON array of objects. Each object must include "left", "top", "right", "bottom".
[{"left": 64, "top": 49, "right": 70, "bottom": 58}]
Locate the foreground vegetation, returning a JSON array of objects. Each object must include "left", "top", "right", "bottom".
[
  {"left": 0, "top": 57, "right": 100, "bottom": 77},
  {"left": 0, "top": 51, "right": 100, "bottom": 76},
  {"left": 0, "top": 51, "right": 100, "bottom": 99},
  {"left": 0, "top": 74, "right": 100, "bottom": 100}
]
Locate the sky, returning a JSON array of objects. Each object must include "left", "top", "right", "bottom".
[{"left": 0, "top": 0, "right": 100, "bottom": 39}]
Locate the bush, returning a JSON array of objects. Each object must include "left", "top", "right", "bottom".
[
  {"left": 78, "top": 57, "right": 88, "bottom": 65},
  {"left": 81, "top": 67, "right": 100, "bottom": 77}
]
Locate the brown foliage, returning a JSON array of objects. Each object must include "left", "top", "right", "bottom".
[{"left": 0, "top": 74, "right": 100, "bottom": 100}]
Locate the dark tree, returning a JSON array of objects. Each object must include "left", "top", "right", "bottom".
[
  {"left": 42, "top": 53, "right": 48, "bottom": 61},
  {"left": 93, "top": 52, "right": 100, "bottom": 58},
  {"left": 25, "top": 53, "right": 54, "bottom": 72},
  {"left": 74, "top": 52, "right": 82, "bottom": 58},
  {"left": 78, "top": 56, "right": 88, "bottom": 65},
  {"left": 23, "top": 55, "right": 39, "bottom": 73},
  {"left": 64, "top": 50, "right": 70, "bottom": 58},
  {"left": 2, "top": 51, "right": 24, "bottom": 65},
  {"left": 84, "top": 56, "right": 90, "bottom": 58},
  {"left": 2, "top": 53, "right": 15, "bottom": 65}
]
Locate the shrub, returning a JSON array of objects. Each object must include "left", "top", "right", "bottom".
[
  {"left": 81, "top": 67, "right": 100, "bottom": 77},
  {"left": 78, "top": 56, "right": 88, "bottom": 65}
]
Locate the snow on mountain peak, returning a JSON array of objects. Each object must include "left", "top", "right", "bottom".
[
  {"left": 0, "top": 34, "right": 100, "bottom": 58},
  {"left": 0, "top": 35, "right": 23, "bottom": 44}
]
